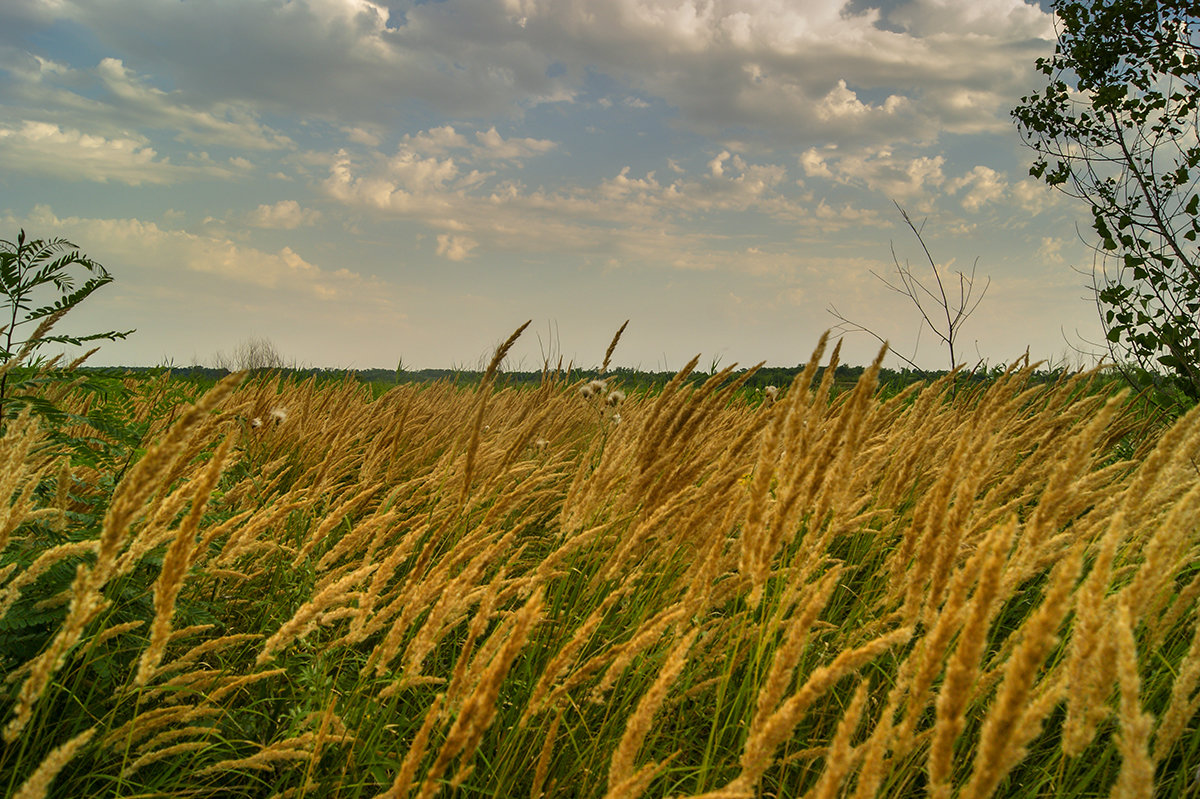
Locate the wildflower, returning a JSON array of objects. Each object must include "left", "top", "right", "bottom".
[
  {"left": 269, "top": 407, "right": 288, "bottom": 425},
  {"left": 612, "top": 413, "right": 621, "bottom": 425},
  {"left": 580, "top": 378, "right": 608, "bottom": 400},
  {"left": 764, "top": 386, "right": 778, "bottom": 402},
  {"left": 606, "top": 389, "right": 626, "bottom": 407},
  {"left": 534, "top": 437, "right": 549, "bottom": 451},
  {"left": 250, "top": 417, "right": 263, "bottom": 429}
]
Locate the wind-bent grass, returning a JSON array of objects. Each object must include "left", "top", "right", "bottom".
[{"left": 1, "top": 334, "right": 1198, "bottom": 798}]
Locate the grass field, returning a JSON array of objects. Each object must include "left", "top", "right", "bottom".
[{"left": 2, "top": 331, "right": 1199, "bottom": 798}]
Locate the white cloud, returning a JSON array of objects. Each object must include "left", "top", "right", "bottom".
[
  {"left": 386, "top": 149, "right": 463, "bottom": 192},
  {"left": 1012, "top": 178, "right": 1061, "bottom": 215},
  {"left": 11, "top": 204, "right": 369, "bottom": 301},
  {"left": 493, "top": 0, "right": 1053, "bottom": 146},
  {"left": 814, "top": 80, "right": 907, "bottom": 123},
  {"left": 13, "top": 0, "right": 1054, "bottom": 151},
  {"left": 824, "top": 148, "right": 946, "bottom": 199},
  {"left": 888, "top": 0, "right": 1050, "bottom": 38},
  {"left": 812, "top": 200, "right": 886, "bottom": 231},
  {"left": 399, "top": 124, "right": 557, "bottom": 162},
  {"left": 0, "top": 121, "right": 178, "bottom": 184},
  {"left": 402, "top": 126, "right": 470, "bottom": 154},
  {"left": 29, "top": 0, "right": 570, "bottom": 121},
  {"left": 436, "top": 234, "right": 479, "bottom": 261},
  {"left": 321, "top": 144, "right": 881, "bottom": 273},
  {"left": 708, "top": 151, "right": 730, "bottom": 178},
  {"left": 0, "top": 50, "right": 294, "bottom": 152},
  {"left": 948, "top": 165, "right": 1008, "bottom": 212},
  {"left": 93, "top": 58, "right": 293, "bottom": 150},
  {"left": 799, "top": 147, "right": 833, "bottom": 178},
  {"left": 345, "top": 126, "right": 382, "bottom": 147},
  {"left": 1039, "top": 236, "right": 1065, "bottom": 265},
  {"left": 246, "top": 200, "right": 322, "bottom": 229},
  {"left": 473, "top": 127, "right": 557, "bottom": 160}
]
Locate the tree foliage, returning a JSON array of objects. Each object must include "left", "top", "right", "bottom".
[
  {"left": 1013, "top": 0, "right": 1200, "bottom": 402},
  {"left": 1012, "top": 0, "right": 1200, "bottom": 398}
]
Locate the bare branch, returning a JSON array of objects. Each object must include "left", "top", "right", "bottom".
[{"left": 829, "top": 203, "right": 990, "bottom": 375}]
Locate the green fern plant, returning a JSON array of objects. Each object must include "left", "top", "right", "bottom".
[{"left": 0, "top": 229, "right": 133, "bottom": 424}]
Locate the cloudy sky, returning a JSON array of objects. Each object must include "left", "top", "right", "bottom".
[{"left": 0, "top": 0, "right": 1104, "bottom": 372}]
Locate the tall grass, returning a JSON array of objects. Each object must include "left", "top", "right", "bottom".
[{"left": 1, "top": 333, "right": 1198, "bottom": 798}]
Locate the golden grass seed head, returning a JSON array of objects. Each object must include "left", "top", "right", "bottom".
[
  {"left": 1108, "top": 601, "right": 1154, "bottom": 799},
  {"left": 11, "top": 726, "right": 96, "bottom": 799},
  {"left": 608, "top": 628, "right": 698, "bottom": 789},
  {"left": 809, "top": 679, "right": 869, "bottom": 799},
  {"left": 601, "top": 320, "right": 629, "bottom": 375},
  {"left": 960, "top": 544, "right": 1083, "bottom": 799},
  {"left": 1152, "top": 599, "right": 1200, "bottom": 760}
]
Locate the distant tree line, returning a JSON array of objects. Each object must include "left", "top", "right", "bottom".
[{"left": 77, "top": 360, "right": 1096, "bottom": 398}]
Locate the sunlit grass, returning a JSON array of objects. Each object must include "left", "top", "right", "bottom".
[{"left": 1, "top": 333, "right": 1197, "bottom": 798}]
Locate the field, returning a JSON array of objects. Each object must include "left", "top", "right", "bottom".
[{"left": 2, "top": 331, "right": 1200, "bottom": 798}]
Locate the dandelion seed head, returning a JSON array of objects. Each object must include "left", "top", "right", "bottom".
[
  {"left": 251, "top": 417, "right": 263, "bottom": 429},
  {"left": 269, "top": 407, "right": 288, "bottom": 424},
  {"left": 606, "top": 390, "right": 626, "bottom": 407}
]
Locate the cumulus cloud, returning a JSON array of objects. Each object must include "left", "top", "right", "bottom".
[
  {"left": 344, "top": 126, "right": 382, "bottom": 147},
  {"left": 0, "top": 50, "right": 293, "bottom": 152},
  {"left": 1039, "top": 236, "right": 1066, "bottom": 265},
  {"left": 814, "top": 80, "right": 908, "bottom": 124},
  {"left": 1012, "top": 177, "right": 1062, "bottom": 215},
  {"left": 246, "top": 200, "right": 322, "bottom": 229},
  {"left": 948, "top": 165, "right": 1008, "bottom": 212},
  {"left": 473, "top": 127, "right": 557, "bottom": 160},
  {"left": 799, "top": 148, "right": 834, "bottom": 179},
  {"left": 93, "top": 58, "right": 293, "bottom": 150},
  {"left": 492, "top": 0, "right": 1053, "bottom": 145},
  {"left": 321, "top": 141, "right": 884, "bottom": 273},
  {"left": 11, "top": 204, "right": 369, "bottom": 301},
  {"left": 436, "top": 234, "right": 479, "bottom": 261},
  {"left": 887, "top": 0, "right": 1050, "bottom": 38},
  {"left": 8, "top": 0, "right": 1054, "bottom": 149},
  {"left": 402, "top": 126, "right": 471, "bottom": 154},
  {"left": 399, "top": 124, "right": 556, "bottom": 162},
  {"left": 19, "top": 0, "right": 569, "bottom": 121},
  {"left": 820, "top": 147, "right": 947, "bottom": 199},
  {"left": 0, "top": 121, "right": 179, "bottom": 184}
]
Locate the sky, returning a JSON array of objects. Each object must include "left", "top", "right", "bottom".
[{"left": 0, "top": 0, "right": 1108, "bottom": 372}]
